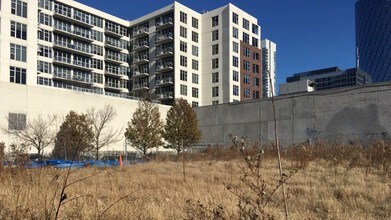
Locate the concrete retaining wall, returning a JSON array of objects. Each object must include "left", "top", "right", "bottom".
[{"left": 195, "top": 83, "right": 391, "bottom": 146}]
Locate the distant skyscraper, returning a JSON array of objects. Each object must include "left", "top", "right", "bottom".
[
  {"left": 261, "top": 39, "right": 276, "bottom": 97},
  {"left": 356, "top": 0, "right": 391, "bottom": 82}
]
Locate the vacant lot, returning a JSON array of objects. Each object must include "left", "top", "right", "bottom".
[{"left": 0, "top": 144, "right": 390, "bottom": 219}]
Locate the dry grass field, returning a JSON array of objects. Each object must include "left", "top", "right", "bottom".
[{"left": 0, "top": 142, "right": 390, "bottom": 219}]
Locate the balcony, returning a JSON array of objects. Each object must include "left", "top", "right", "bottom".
[
  {"left": 132, "top": 41, "right": 149, "bottom": 52},
  {"left": 53, "top": 8, "right": 73, "bottom": 21},
  {"left": 132, "top": 27, "right": 149, "bottom": 38},
  {"left": 105, "top": 82, "right": 127, "bottom": 91},
  {"left": 132, "top": 70, "right": 149, "bottom": 78},
  {"left": 105, "top": 70, "right": 128, "bottom": 79},
  {"left": 132, "top": 82, "right": 149, "bottom": 91},
  {"left": 132, "top": 55, "right": 149, "bottom": 65},
  {"left": 53, "top": 26, "right": 93, "bottom": 42},
  {"left": 105, "top": 54, "right": 125, "bottom": 64},
  {"left": 155, "top": 32, "right": 173, "bottom": 44},
  {"left": 104, "top": 27, "right": 123, "bottom": 38},
  {"left": 72, "top": 15, "right": 93, "bottom": 28},
  {"left": 53, "top": 56, "right": 72, "bottom": 67},
  {"left": 72, "top": 75, "right": 93, "bottom": 85},
  {"left": 105, "top": 40, "right": 125, "bottom": 51},
  {"left": 156, "top": 17, "right": 173, "bottom": 30},
  {"left": 156, "top": 92, "right": 174, "bottom": 100},
  {"left": 156, "top": 62, "right": 173, "bottom": 72},
  {"left": 73, "top": 60, "right": 92, "bottom": 71},
  {"left": 156, "top": 47, "right": 174, "bottom": 59},
  {"left": 155, "top": 77, "right": 173, "bottom": 87},
  {"left": 53, "top": 40, "right": 92, "bottom": 56}
]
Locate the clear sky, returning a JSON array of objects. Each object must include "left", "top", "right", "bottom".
[{"left": 76, "top": 0, "right": 357, "bottom": 86}]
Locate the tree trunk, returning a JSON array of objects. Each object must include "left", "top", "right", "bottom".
[
  {"left": 37, "top": 148, "right": 42, "bottom": 162},
  {"left": 95, "top": 149, "right": 99, "bottom": 161}
]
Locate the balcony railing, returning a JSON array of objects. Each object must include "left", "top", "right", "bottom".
[
  {"left": 156, "top": 62, "right": 173, "bottom": 72},
  {"left": 53, "top": 40, "right": 91, "bottom": 55},
  {"left": 156, "top": 17, "right": 173, "bottom": 29},
  {"left": 132, "top": 55, "right": 149, "bottom": 65},
  {"left": 156, "top": 92, "right": 174, "bottom": 100},
  {"left": 156, "top": 47, "right": 174, "bottom": 58},
  {"left": 132, "top": 41, "right": 149, "bottom": 51},
  {"left": 132, "top": 27, "right": 149, "bottom": 38},
  {"left": 155, "top": 32, "right": 173, "bottom": 44},
  {"left": 133, "top": 82, "right": 149, "bottom": 90},
  {"left": 156, "top": 77, "right": 173, "bottom": 86}
]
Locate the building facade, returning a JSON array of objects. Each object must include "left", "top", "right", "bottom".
[
  {"left": 280, "top": 67, "right": 372, "bottom": 94},
  {"left": 356, "top": 0, "right": 391, "bottom": 83},
  {"left": 261, "top": 39, "right": 276, "bottom": 98},
  {"left": 0, "top": 0, "right": 262, "bottom": 107}
]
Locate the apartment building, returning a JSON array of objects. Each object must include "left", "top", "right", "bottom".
[
  {"left": 261, "top": 39, "right": 276, "bottom": 98},
  {"left": 0, "top": 0, "right": 262, "bottom": 106}
]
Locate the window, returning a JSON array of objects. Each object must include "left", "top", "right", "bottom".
[
  {"left": 233, "top": 27, "right": 238, "bottom": 39},
  {"left": 252, "top": 24, "right": 259, "bottom": 35},
  {"left": 212, "top": 86, "right": 219, "bottom": 97},
  {"left": 92, "top": 73, "right": 103, "bottom": 84},
  {"left": 37, "top": 76, "right": 52, "bottom": 86},
  {"left": 10, "top": 66, "right": 26, "bottom": 84},
  {"left": 180, "top": 12, "right": 187, "bottom": 23},
  {"left": 180, "top": 41, "right": 187, "bottom": 52},
  {"left": 192, "top": 17, "right": 198, "bottom": 29},
  {"left": 38, "top": 0, "right": 52, "bottom": 10},
  {"left": 253, "top": 77, "right": 260, "bottom": 87},
  {"left": 212, "top": 72, "right": 219, "bottom": 83},
  {"left": 38, "top": 44, "right": 52, "bottom": 58},
  {"left": 192, "top": 31, "right": 198, "bottom": 43},
  {"left": 180, "top": 84, "right": 187, "bottom": 95},
  {"left": 180, "top": 70, "right": 187, "bottom": 81},
  {"left": 212, "top": 30, "right": 219, "bottom": 41},
  {"left": 92, "top": 30, "right": 103, "bottom": 42},
  {"left": 212, "top": 16, "right": 219, "bottom": 27},
  {"left": 244, "top": 88, "right": 251, "bottom": 98},
  {"left": 212, "top": 101, "right": 219, "bottom": 105},
  {"left": 192, "top": 102, "right": 199, "bottom": 107},
  {"left": 212, "top": 58, "right": 219, "bottom": 69},
  {"left": 243, "top": 18, "right": 249, "bottom": 30},
  {"left": 192, "top": 45, "right": 199, "bottom": 57},
  {"left": 180, "top": 26, "right": 187, "bottom": 38},
  {"left": 37, "top": 60, "right": 51, "bottom": 73},
  {"left": 233, "top": 12, "right": 238, "bottom": 24},
  {"left": 192, "top": 59, "right": 199, "bottom": 70},
  {"left": 192, "top": 73, "right": 199, "bottom": 84},
  {"left": 243, "top": 33, "right": 249, "bottom": 43},
  {"left": 212, "top": 44, "right": 219, "bottom": 55},
  {"left": 243, "top": 60, "right": 250, "bottom": 71},
  {"left": 39, "top": 12, "right": 52, "bottom": 26},
  {"left": 253, "top": 64, "right": 259, "bottom": 74},
  {"left": 11, "top": 0, "right": 27, "bottom": 18},
  {"left": 252, "top": 37, "right": 259, "bottom": 47},
  {"left": 180, "top": 55, "right": 187, "bottom": 67},
  {"left": 233, "top": 70, "right": 239, "bottom": 82},
  {"left": 38, "top": 29, "right": 52, "bottom": 42},
  {"left": 253, "top": 91, "right": 260, "bottom": 99},
  {"left": 233, "top": 41, "right": 238, "bottom": 53},
  {"left": 91, "top": 58, "right": 103, "bottom": 70},
  {"left": 10, "top": 21, "right": 27, "bottom": 40},
  {"left": 192, "top": 87, "right": 199, "bottom": 98},
  {"left": 244, "top": 47, "right": 250, "bottom": 57},
  {"left": 233, "top": 56, "right": 238, "bottom": 67},
  {"left": 10, "top": 43, "right": 27, "bottom": 62},
  {"left": 244, "top": 74, "right": 250, "bottom": 84},
  {"left": 233, "top": 85, "right": 239, "bottom": 96},
  {"left": 8, "top": 113, "right": 26, "bottom": 130},
  {"left": 253, "top": 52, "right": 260, "bottom": 61},
  {"left": 92, "top": 44, "right": 103, "bottom": 56}
]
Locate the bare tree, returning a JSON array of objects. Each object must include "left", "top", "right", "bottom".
[
  {"left": 86, "top": 104, "right": 121, "bottom": 160},
  {"left": 2, "top": 114, "right": 59, "bottom": 161}
]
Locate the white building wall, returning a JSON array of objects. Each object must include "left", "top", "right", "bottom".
[
  {"left": 0, "top": 81, "right": 170, "bottom": 154},
  {"left": 261, "top": 39, "right": 277, "bottom": 97}
]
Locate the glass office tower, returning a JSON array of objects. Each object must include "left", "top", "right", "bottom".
[{"left": 355, "top": 0, "right": 391, "bottom": 82}]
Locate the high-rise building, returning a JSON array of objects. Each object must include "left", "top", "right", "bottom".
[
  {"left": 355, "top": 0, "right": 391, "bottom": 82},
  {"left": 279, "top": 67, "right": 372, "bottom": 95},
  {"left": 0, "top": 0, "right": 262, "bottom": 106},
  {"left": 261, "top": 39, "right": 276, "bottom": 97}
]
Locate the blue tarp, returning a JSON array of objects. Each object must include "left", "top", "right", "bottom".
[{"left": 2, "top": 159, "right": 141, "bottom": 169}]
